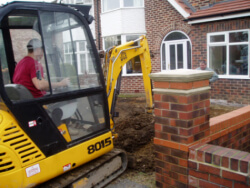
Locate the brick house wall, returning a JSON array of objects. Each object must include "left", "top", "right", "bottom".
[{"left": 190, "top": 18, "right": 250, "bottom": 104}]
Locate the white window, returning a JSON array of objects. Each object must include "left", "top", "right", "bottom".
[
  {"left": 103, "top": 35, "right": 121, "bottom": 49},
  {"left": 102, "top": 0, "right": 143, "bottom": 12},
  {"left": 161, "top": 31, "right": 192, "bottom": 71},
  {"left": 208, "top": 30, "right": 249, "bottom": 78},
  {"left": 103, "top": 34, "right": 142, "bottom": 76},
  {"left": 64, "top": 40, "right": 94, "bottom": 74},
  {"left": 122, "top": 35, "right": 142, "bottom": 76},
  {"left": 123, "top": 0, "right": 143, "bottom": 7},
  {"left": 102, "top": 0, "right": 120, "bottom": 12},
  {"left": 64, "top": 42, "right": 75, "bottom": 64}
]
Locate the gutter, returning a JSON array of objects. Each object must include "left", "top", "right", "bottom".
[{"left": 185, "top": 10, "right": 250, "bottom": 24}]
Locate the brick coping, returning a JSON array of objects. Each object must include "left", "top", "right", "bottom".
[{"left": 149, "top": 69, "right": 213, "bottom": 82}]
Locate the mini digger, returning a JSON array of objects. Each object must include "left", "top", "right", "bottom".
[{"left": 0, "top": 1, "right": 153, "bottom": 187}]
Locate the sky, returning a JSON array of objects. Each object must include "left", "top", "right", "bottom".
[{"left": 1, "top": 0, "right": 54, "bottom": 6}]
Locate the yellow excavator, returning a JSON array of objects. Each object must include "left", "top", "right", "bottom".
[{"left": 0, "top": 2, "right": 153, "bottom": 187}]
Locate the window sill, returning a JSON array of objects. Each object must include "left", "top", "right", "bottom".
[
  {"left": 122, "top": 73, "right": 142, "bottom": 77},
  {"left": 218, "top": 75, "right": 250, "bottom": 79},
  {"left": 101, "top": 7, "right": 144, "bottom": 14}
]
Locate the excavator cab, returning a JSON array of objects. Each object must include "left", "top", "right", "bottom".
[{"left": 0, "top": 2, "right": 123, "bottom": 187}]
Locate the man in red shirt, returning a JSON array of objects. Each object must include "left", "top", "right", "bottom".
[{"left": 13, "top": 39, "right": 69, "bottom": 98}]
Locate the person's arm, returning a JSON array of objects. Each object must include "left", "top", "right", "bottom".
[
  {"left": 209, "top": 71, "right": 219, "bottom": 83},
  {"left": 32, "top": 77, "right": 69, "bottom": 91}
]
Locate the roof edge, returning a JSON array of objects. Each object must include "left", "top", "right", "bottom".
[
  {"left": 187, "top": 11, "right": 250, "bottom": 24},
  {"left": 167, "top": 0, "right": 192, "bottom": 19}
]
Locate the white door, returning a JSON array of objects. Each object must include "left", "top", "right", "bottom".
[{"left": 165, "top": 41, "right": 187, "bottom": 70}]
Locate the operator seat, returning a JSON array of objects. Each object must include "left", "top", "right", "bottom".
[{"left": 4, "top": 84, "right": 34, "bottom": 101}]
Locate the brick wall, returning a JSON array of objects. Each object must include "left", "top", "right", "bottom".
[
  {"left": 150, "top": 70, "right": 250, "bottom": 187},
  {"left": 211, "top": 79, "right": 250, "bottom": 105},
  {"left": 188, "top": 106, "right": 250, "bottom": 187},
  {"left": 120, "top": 76, "right": 145, "bottom": 93},
  {"left": 189, "top": 144, "right": 250, "bottom": 188},
  {"left": 209, "top": 124, "right": 250, "bottom": 152}
]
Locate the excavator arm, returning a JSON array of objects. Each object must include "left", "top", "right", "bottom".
[{"left": 102, "top": 35, "right": 153, "bottom": 130}]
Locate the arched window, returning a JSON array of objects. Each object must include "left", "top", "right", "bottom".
[{"left": 161, "top": 31, "right": 192, "bottom": 71}]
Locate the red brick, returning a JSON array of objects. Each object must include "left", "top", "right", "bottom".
[
  {"left": 222, "top": 170, "right": 247, "bottom": 183},
  {"left": 155, "top": 102, "right": 170, "bottom": 109},
  {"left": 179, "top": 158, "right": 188, "bottom": 167},
  {"left": 155, "top": 144, "right": 171, "bottom": 155},
  {"left": 188, "top": 175, "right": 198, "bottom": 187},
  {"left": 178, "top": 174, "right": 188, "bottom": 184},
  {"left": 155, "top": 131, "right": 169, "bottom": 140},
  {"left": 213, "top": 147, "right": 232, "bottom": 166},
  {"left": 171, "top": 164, "right": 188, "bottom": 175},
  {"left": 155, "top": 81, "right": 170, "bottom": 89},
  {"left": 210, "top": 175, "right": 233, "bottom": 188},
  {"left": 199, "top": 164, "right": 220, "bottom": 176},
  {"left": 231, "top": 151, "right": 249, "bottom": 171},
  {"left": 193, "top": 116, "right": 205, "bottom": 126},
  {"left": 200, "top": 92, "right": 210, "bottom": 101},
  {"left": 204, "top": 146, "right": 221, "bottom": 164},
  {"left": 178, "top": 96, "right": 189, "bottom": 104},
  {"left": 240, "top": 154, "right": 250, "bottom": 173},
  {"left": 154, "top": 94, "right": 162, "bottom": 101},
  {"left": 199, "top": 179, "right": 220, "bottom": 188},
  {"left": 193, "top": 101, "right": 205, "bottom": 110},
  {"left": 156, "top": 172, "right": 163, "bottom": 182},
  {"left": 155, "top": 123, "right": 162, "bottom": 131},
  {"left": 171, "top": 103, "right": 193, "bottom": 112},
  {"left": 163, "top": 155, "right": 179, "bottom": 165},
  {"left": 221, "top": 150, "right": 240, "bottom": 168},
  {"left": 162, "top": 125, "right": 178, "bottom": 134},
  {"left": 196, "top": 144, "right": 213, "bottom": 162},
  {"left": 162, "top": 95, "right": 178, "bottom": 103},
  {"left": 179, "top": 112, "right": 193, "bottom": 120},
  {"left": 234, "top": 182, "right": 250, "bottom": 188},
  {"left": 179, "top": 127, "right": 193, "bottom": 136},
  {"left": 162, "top": 110, "right": 178, "bottom": 118},
  {"left": 171, "top": 148, "right": 188, "bottom": 159},
  {"left": 155, "top": 152, "right": 164, "bottom": 160},
  {"left": 188, "top": 161, "right": 197, "bottom": 170},
  {"left": 170, "top": 82, "right": 192, "bottom": 89},
  {"left": 189, "top": 169, "right": 209, "bottom": 180},
  {"left": 154, "top": 108, "right": 162, "bottom": 116}
]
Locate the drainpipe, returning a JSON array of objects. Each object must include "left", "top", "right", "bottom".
[{"left": 97, "top": 0, "right": 101, "bottom": 50}]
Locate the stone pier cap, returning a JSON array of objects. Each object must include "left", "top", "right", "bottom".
[{"left": 149, "top": 69, "right": 213, "bottom": 82}]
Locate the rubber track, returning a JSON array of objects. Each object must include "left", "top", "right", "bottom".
[{"left": 38, "top": 149, "right": 127, "bottom": 188}]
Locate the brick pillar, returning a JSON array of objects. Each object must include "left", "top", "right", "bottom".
[{"left": 149, "top": 69, "right": 213, "bottom": 188}]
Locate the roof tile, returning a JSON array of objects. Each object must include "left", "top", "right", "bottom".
[{"left": 188, "top": 0, "right": 250, "bottom": 19}]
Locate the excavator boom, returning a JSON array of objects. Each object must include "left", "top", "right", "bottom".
[{"left": 103, "top": 35, "right": 153, "bottom": 129}]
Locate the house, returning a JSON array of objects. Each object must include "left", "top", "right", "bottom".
[
  {"left": 59, "top": 0, "right": 250, "bottom": 105},
  {"left": 144, "top": 0, "right": 250, "bottom": 105}
]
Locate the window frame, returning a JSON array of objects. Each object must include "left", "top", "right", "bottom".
[
  {"left": 161, "top": 30, "right": 192, "bottom": 72},
  {"left": 103, "top": 34, "right": 143, "bottom": 77},
  {"left": 101, "top": 0, "right": 144, "bottom": 13},
  {"left": 207, "top": 29, "right": 250, "bottom": 79}
]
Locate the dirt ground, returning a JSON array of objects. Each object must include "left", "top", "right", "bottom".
[{"left": 113, "top": 96, "right": 241, "bottom": 174}]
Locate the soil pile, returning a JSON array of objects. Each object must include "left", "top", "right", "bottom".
[{"left": 113, "top": 97, "right": 155, "bottom": 172}]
